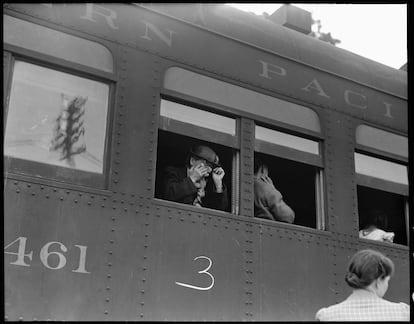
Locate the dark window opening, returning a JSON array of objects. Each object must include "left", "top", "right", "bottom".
[
  {"left": 254, "top": 152, "right": 317, "bottom": 228},
  {"left": 155, "top": 130, "right": 233, "bottom": 213},
  {"left": 357, "top": 185, "right": 407, "bottom": 245}
]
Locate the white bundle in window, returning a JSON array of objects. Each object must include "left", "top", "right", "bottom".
[{"left": 359, "top": 228, "right": 395, "bottom": 243}]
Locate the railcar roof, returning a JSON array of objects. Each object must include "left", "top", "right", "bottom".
[{"left": 139, "top": 3, "right": 406, "bottom": 99}]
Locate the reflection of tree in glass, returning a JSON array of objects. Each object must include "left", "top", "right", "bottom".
[{"left": 50, "top": 94, "right": 87, "bottom": 167}]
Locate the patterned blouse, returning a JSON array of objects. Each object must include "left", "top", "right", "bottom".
[{"left": 316, "top": 289, "right": 409, "bottom": 321}]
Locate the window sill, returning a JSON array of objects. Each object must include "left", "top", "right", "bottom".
[
  {"left": 358, "top": 237, "right": 409, "bottom": 250},
  {"left": 152, "top": 197, "right": 235, "bottom": 218},
  {"left": 152, "top": 197, "right": 332, "bottom": 237},
  {"left": 4, "top": 172, "right": 112, "bottom": 197}
]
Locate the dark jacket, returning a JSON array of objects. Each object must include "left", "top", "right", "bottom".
[
  {"left": 254, "top": 176, "right": 295, "bottom": 223},
  {"left": 163, "top": 166, "right": 228, "bottom": 211}
]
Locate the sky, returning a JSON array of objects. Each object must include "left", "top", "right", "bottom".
[{"left": 226, "top": 4, "right": 407, "bottom": 70}]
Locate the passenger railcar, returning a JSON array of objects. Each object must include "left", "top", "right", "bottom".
[{"left": 4, "top": 3, "right": 409, "bottom": 321}]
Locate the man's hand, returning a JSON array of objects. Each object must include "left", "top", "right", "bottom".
[
  {"left": 212, "top": 167, "right": 225, "bottom": 192},
  {"left": 188, "top": 164, "right": 211, "bottom": 184},
  {"left": 260, "top": 175, "right": 274, "bottom": 186}
]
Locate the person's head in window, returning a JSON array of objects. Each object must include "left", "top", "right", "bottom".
[
  {"left": 359, "top": 209, "right": 394, "bottom": 243},
  {"left": 369, "top": 209, "right": 388, "bottom": 229},
  {"left": 254, "top": 156, "right": 269, "bottom": 178},
  {"left": 187, "top": 145, "right": 221, "bottom": 172},
  {"left": 253, "top": 157, "right": 294, "bottom": 223},
  {"left": 162, "top": 144, "right": 228, "bottom": 211}
]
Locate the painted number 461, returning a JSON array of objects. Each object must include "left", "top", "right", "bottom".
[{"left": 4, "top": 237, "right": 90, "bottom": 274}]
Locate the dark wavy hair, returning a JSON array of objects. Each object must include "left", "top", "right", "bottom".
[
  {"left": 254, "top": 156, "right": 268, "bottom": 174},
  {"left": 345, "top": 249, "right": 394, "bottom": 289},
  {"left": 367, "top": 209, "right": 388, "bottom": 229}
]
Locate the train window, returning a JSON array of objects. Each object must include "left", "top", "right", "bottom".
[
  {"left": 355, "top": 125, "right": 408, "bottom": 245},
  {"left": 357, "top": 186, "right": 408, "bottom": 246},
  {"left": 155, "top": 99, "right": 237, "bottom": 213},
  {"left": 4, "top": 60, "right": 110, "bottom": 187},
  {"left": 4, "top": 15, "right": 113, "bottom": 73},
  {"left": 355, "top": 153, "right": 408, "bottom": 246},
  {"left": 254, "top": 125, "right": 324, "bottom": 229}
]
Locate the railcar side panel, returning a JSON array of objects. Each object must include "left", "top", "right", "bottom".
[
  {"left": 144, "top": 4, "right": 406, "bottom": 98},
  {"left": 3, "top": 3, "right": 409, "bottom": 321},
  {"left": 91, "top": 196, "right": 149, "bottom": 321},
  {"left": 108, "top": 49, "right": 160, "bottom": 195},
  {"left": 251, "top": 224, "right": 335, "bottom": 321},
  {"left": 323, "top": 110, "right": 358, "bottom": 235},
  {"left": 4, "top": 4, "right": 406, "bottom": 133},
  {"left": 4, "top": 180, "right": 114, "bottom": 320},
  {"left": 142, "top": 202, "right": 248, "bottom": 321}
]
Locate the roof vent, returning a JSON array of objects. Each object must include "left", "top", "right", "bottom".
[{"left": 268, "top": 4, "right": 312, "bottom": 35}]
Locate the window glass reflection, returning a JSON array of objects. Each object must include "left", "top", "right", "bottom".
[
  {"left": 354, "top": 153, "right": 408, "bottom": 185},
  {"left": 4, "top": 61, "right": 109, "bottom": 173},
  {"left": 356, "top": 125, "right": 407, "bottom": 158},
  {"left": 255, "top": 126, "right": 319, "bottom": 155},
  {"left": 160, "top": 99, "right": 236, "bottom": 135}
]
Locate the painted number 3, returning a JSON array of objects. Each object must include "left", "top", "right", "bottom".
[{"left": 175, "top": 256, "right": 214, "bottom": 291}]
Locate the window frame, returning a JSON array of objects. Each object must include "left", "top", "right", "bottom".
[
  {"left": 255, "top": 138, "right": 323, "bottom": 168},
  {"left": 159, "top": 96, "right": 239, "bottom": 149},
  {"left": 354, "top": 149, "right": 408, "bottom": 196},
  {"left": 3, "top": 51, "right": 13, "bottom": 134},
  {"left": 355, "top": 124, "right": 408, "bottom": 162},
  {"left": 356, "top": 184, "right": 409, "bottom": 247},
  {"left": 155, "top": 95, "right": 240, "bottom": 215},
  {"left": 4, "top": 13, "right": 114, "bottom": 74},
  {"left": 158, "top": 67, "right": 326, "bottom": 226},
  {"left": 354, "top": 125, "right": 409, "bottom": 246},
  {"left": 4, "top": 45, "right": 116, "bottom": 191},
  {"left": 253, "top": 122, "right": 326, "bottom": 230}
]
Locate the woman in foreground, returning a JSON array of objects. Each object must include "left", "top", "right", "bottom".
[{"left": 316, "top": 249, "right": 409, "bottom": 321}]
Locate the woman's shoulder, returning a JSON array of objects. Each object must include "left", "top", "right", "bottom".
[
  {"left": 379, "top": 299, "right": 410, "bottom": 320},
  {"left": 315, "top": 306, "right": 328, "bottom": 319},
  {"left": 315, "top": 301, "right": 346, "bottom": 321},
  {"left": 316, "top": 299, "right": 409, "bottom": 321},
  {"left": 381, "top": 298, "right": 409, "bottom": 310}
]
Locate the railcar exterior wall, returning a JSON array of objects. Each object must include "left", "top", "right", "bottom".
[{"left": 4, "top": 3, "right": 408, "bottom": 321}]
